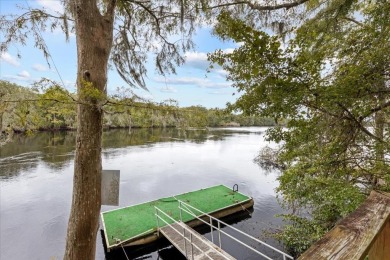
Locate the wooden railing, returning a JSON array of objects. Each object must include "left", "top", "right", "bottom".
[{"left": 299, "top": 190, "right": 390, "bottom": 260}]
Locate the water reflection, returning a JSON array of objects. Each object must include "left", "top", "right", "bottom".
[
  {"left": 101, "top": 127, "right": 228, "bottom": 148},
  {"left": 0, "top": 128, "right": 259, "bottom": 180},
  {"left": 0, "top": 131, "right": 76, "bottom": 179}
]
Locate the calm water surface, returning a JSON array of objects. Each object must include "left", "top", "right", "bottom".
[{"left": 0, "top": 127, "right": 287, "bottom": 260}]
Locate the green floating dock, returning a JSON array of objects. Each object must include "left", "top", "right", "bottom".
[{"left": 101, "top": 184, "right": 253, "bottom": 251}]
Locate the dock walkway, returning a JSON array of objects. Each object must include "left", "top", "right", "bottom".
[
  {"left": 160, "top": 222, "right": 235, "bottom": 260},
  {"left": 155, "top": 200, "right": 294, "bottom": 260}
]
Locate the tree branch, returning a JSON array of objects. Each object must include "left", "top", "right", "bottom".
[
  {"left": 208, "top": 0, "right": 309, "bottom": 11},
  {"left": 132, "top": 1, "right": 163, "bottom": 36},
  {"left": 360, "top": 100, "right": 390, "bottom": 120},
  {"left": 342, "top": 16, "right": 364, "bottom": 27},
  {"left": 336, "top": 102, "right": 384, "bottom": 143},
  {"left": 104, "top": 0, "right": 117, "bottom": 20},
  {"left": 131, "top": 1, "right": 182, "bottom": 49},
  {"left": 15, "top": 9, "right": 74, "bottom": 22},
  {"left": 2, "top": 98, "right": 87, "bottom": 106},
  {"left": 302, "top": 100, "right": 339, "bottom": 118}
]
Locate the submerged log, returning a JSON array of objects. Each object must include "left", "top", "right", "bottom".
[{"left": 299, "top": 190, "right": 390, "bottom": 260}]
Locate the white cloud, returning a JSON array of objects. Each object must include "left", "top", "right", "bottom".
[
  {"left": 155, "top": 77, "right": 202, "bottom": 85},
  {"left": 63, "top": 80, "right": 76, "bottom": 91},
  {"left": 0, "top": 52, "right": 20, "bottom": 67},
  {"left": 154, "top": 77, "right": 231, "bottom": 89},
  {"left": 208, "top": 90, "right": 230, "bottom": 95},
  {"left": 223, "top": 48, "right": 235, "bottom": 54},
  {"left": 182, "top": 50, "right": 235, "bottom": 75},
  {"left": 37, "top": 0, "right": 64, "bottom": 13},
  {"left": 139, "top": 93, "right": 154, "bottom": 101},
  {"left": 182, "top": 49, "right": 236, "bottom": 73},
  {"left": 160, "top": 86, "right": 177, "bottom": 93},
  {"left": 215, "top": 69, "right": 228, "bottom": 77},
  {"left": 32, "top": 63, "right": 49, "bottom": 72},
  {"left": 64, "top": 80, "right": 74, "bottom": 86},
  {"left": 3, "top": 74, "right": 32, "bottom": 82},
  {"left": 184, "top": 51, "right": 209, "bottom": 70},
  {"left": 202, "top": 82, "right": 231, "bottom": 89},
  {"left": 17, "top": 70, "right": 31, "bottom": 78}
]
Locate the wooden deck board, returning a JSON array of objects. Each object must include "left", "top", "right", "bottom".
[
  {"left": 160, "top": 222, "right": 235, "bottom": 260},
  {"left": 299, "top": 191, "right": 390, "bottom": 260}
]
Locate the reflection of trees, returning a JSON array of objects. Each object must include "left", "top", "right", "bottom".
[
  {"left": 0, "top": 128, "right": 255, "bottom": 179},
  {"left": 101, "top": 127, "right": 241, "bottom": 149},
  {"left": 253, "top": 146, "right": 285, "bottom": 173},
  {"left": 0, "top": 131, "right": 76, "bottom": 158},
  {"left": 0, "top": 154, "right": 40, "bottom": 179},
  {"left": 41, "top": 132, "right": 76, "bottom": 168},
  {"left": 0, "top": 131, "right": 77, "bottom": 179}
]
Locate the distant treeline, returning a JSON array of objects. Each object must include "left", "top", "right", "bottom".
[{"left": 0, "top": 80, "right": 275, "bottom": 133}]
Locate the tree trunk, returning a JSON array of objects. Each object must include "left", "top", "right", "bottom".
[
  {"left": 0, "top": 112, "right": 3, "bottom": 132},
  {"left": 373, "top": 87, "right": 385, "bottom": 188},
  {"left": 64, "top": 1, "right": 115, "bottom": 259}
]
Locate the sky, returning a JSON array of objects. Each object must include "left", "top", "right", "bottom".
[{"left": 0, "top": 0, "right": 241, "bottom": 108}]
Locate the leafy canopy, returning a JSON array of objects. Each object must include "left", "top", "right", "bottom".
[
  {"left": 1, "top": 0, "right": 311, "bottom": 91},
  {"left": 209, "top": 0, "right": 390, "bottom": 255}
]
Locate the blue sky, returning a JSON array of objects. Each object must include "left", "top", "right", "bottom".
[{"left": 0, "top": 0, "right": 240, "bottom": 108}]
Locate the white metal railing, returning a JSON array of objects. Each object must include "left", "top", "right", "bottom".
[
  {"left": 177, "top": 200, "right": 294, "bottom": 260},
  {"left": 155, "top": 206, "right": 232, "bottom": 260}
]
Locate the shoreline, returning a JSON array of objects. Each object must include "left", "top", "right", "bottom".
[{"left": 1, "top": 123, "right": 276, "bottom": 135}]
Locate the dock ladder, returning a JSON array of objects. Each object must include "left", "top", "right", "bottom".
[{"left": 155, "top": 200, "right": 293, "bottom": 260}]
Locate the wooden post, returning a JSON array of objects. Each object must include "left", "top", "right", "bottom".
[
  {"left": 299, "top": 191, "right": 390, "bottom": 260},
  {"left": 368, "top": 218, "right": 390, "bottom": 259}
]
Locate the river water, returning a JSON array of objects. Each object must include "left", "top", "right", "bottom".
[{"left": 0, "top": 127, "right": 287, "bottom": 260}]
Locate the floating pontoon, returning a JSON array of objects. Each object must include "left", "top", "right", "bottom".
[{"left": 101, "top": 184, "right": 253, "bottom": 252}]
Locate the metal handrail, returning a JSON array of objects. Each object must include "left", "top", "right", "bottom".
[
  {"left": 154, "top": 206, "right": 231, "bottom": 260},
  {"left": 178, "top": 200, "right": 294, "bottom": 260},
  {"left": 155, "top": 207, "right": 207, "bottom": 260},
  {"left": 179, "top": 204, "right": 271, "bottom": 260}
]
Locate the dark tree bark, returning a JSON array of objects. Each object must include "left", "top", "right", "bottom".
[
  {"left": 64, "top": 1, "right": 116, "bottom": 259},
  {"left": 373, "top": 83, "right": 386, "bottom": 188},
  {"left": 0, "top": 112, "right": 3, "bottom": 132}
]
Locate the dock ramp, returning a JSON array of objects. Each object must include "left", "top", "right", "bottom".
[
  {"left": 155, "top": 200, "right": 293, "bottom": 260},
  {"left": 160, "top": 221, "right": 234, "bottom": 260}
]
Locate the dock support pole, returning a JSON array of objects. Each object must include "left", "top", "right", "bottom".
[
  {"left": 155, "top": 207, "right": 160, "bottom": 236},
  {"left": 183, "top": 224, "right": 187, "bottom": 258},
  {"left": 210, "top": 217, "right": 214, "bottom": 243},
  {"left": 179, "top": 201, "right": 183, "bottom": 222},
  {"left": 190, "top": 232, "right": 194, "bottom": 260},
  {"left": 218, "top": 221, "right": 222, "bottom": 248}
]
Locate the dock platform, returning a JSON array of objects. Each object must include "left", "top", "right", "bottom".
[
  {"left": 160, "top": 222, "right": 235, "bottom": 260},
  {"left": 101, "top": 185, "right": 253, "bottom": 252}
]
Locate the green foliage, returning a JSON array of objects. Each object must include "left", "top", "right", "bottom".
[
  {"left": 1, "top": 80, "right": 273, "bottom": 132},
  {"left": 210, "top": 12, "right": 304, "bottom": 121},
  {"left": 273, "top": 214, "right": 326, "bottom": 257},
  {"left": 38, "top": 85, "right": 77, "bottom": 129},
  {"left": 0, "top": 81, "right": 40, "bottom": 132},
  {"left": 79, "top": 80, "right": 106, "bottom": 104},
  {"left": 210, "top": 0, "right": 390, "bottom": 256}
]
